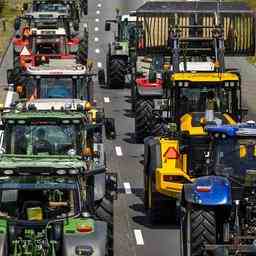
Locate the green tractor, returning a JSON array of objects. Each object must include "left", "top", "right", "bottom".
[
  {"left": 0, "top": 103, "right": 117, "bottom": 255},
  {"left": 98, "top": 9, "right": 138, "bottom": 88}
]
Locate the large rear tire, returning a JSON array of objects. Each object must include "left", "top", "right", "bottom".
[
  {"left": 182, "top": 208, "right": 217, "bottom": 256},
  {"left": 135, "top": 99, "right": 153, "bottom": 143},
  {"left": 94, "top": 198, "right": 113, "bottom": 256},
  {"left": 108, "top": 58, "right": 126, "bottom": 88}
]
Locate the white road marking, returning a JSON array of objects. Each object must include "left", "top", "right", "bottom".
[
  {"left": 95, "top": 48, "right": 100, "bottom": 54},
  {"left": 97, "top": 62, "right": 102, "bottom": 68},
  {"left": 134, "top": 230, "right": 144, "bottom": 245},
  {"left": 104, "top": 97, "right": 110, "bottom": 103},
  {"left": 94, "top": 37, "right": 99, "bottom": 42},
  {"left": 96, "top": 10, "right": 100, "bottom": 14},
  {"left": 95, "top": 18, "right": 100, "bottom": 22},
  {"left": 94, "top": 27, "right": 99, "bottom": 32},
  {"left": 97, "top": 3, "right": 102, "bottom": 8},
  {"left": 115, "top": 146, "right": 123, "bottom": 156},
  {"left": 123, "top": 182, "right": 132, "bottom": 194}
]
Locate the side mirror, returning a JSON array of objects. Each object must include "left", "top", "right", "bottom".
[
  {"left": 23, "top": 3, "right": 28, "bottom": 11},
  {"left": 7, "top": 69, "right": 14, "bottom": 85},
  {"left": 104, "top": 118, "right": 116, "bottom": 140},
  {"left": 106, "top": 172, "right": 118, "bottom": 200},
  {"left": 105, "top": 22, "right": 111, "bottom": 31},
  {"left": 14, "top": 17, "right": 21, "bottom": 31}
]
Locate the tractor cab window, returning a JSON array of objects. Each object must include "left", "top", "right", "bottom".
[
  {"left": 35, "top": 3, "right": 67, "bottom": 13},
  {"left": 33, "top": 35, "right": 66, "bottom": 55},
  {"left": 0, "top": 176, "right": 79, "bottom": 221},
  {"left": 213, "top": 137, "right": 256, "bottom": 186},
  {"left": 7, "top": 124, "right": 79, "bottom": 156},
  {"left": 178, "top": 87, "right": 236, "bottom": 116},
  {"left": 39, "top": 78, "right": 73, "bottom": 98}
]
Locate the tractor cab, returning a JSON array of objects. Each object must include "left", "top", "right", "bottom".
[{"left": 8, "top": 59, "right": 93, "bottom": 103}]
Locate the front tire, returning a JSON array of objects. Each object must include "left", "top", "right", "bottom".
[
  {"left": 108, "top": 58, "right": 126, "bottom": 88},
  {"left": 182, "top": 208, "right": 217, "bottom": 256},
  {"left": 135, "top": 99, "right": 153, "bottom": 143}
]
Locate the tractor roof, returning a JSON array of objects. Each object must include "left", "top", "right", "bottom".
[
  {"left": 31, "top": 27, "right": 66, "bottom": 36},
  {"left": 172, "top": 72, "right": 240, "bottom": 83},
  {"left": 26, "top": 59, "right": 88, "bottom": 76},
  {"left": 25, "top": 11, "right": 68, "bottom": 19},
  {"left": 135, "top": 1, "right": 253, "bottom": 15},
  {"left": 2, "top": 109, "right": 85, "bottom": 121}
]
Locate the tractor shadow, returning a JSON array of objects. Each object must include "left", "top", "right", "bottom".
[
  {"left": 123, "top": 132, "right": 137, "bottom": 144},
  {"left": 129, "top": 188, "right": 179, "bottom": 229},
  {"left": 123, "top": 109, "right": 134, "bottom": 118}
]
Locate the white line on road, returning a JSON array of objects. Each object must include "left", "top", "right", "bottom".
[
  {"left": 123, "top": 182, "right": 132, "bottom": 194},
  {"left": 95, "top": 18, "right": 100, "bottom": 22},
  {"left": 115, "top": 146, "right": 123, "bottom": 156},
  {"left": 104, "top": 97, "right": 110, "bottom": 103},
  {"left": 134, "top": 230, "right": 144, "bottom": 245},
  {"left": 97, "top": 3, "right": 102, "bottom": 8},
  {"left": 94, "top": 37, "right": 99, "bottom": 42},
  {"left": 97, "top": 62, "right": 102, "bottom": 68},
  {"left": 94, "top": 27, "right": 99, "bottom": 31},
  {"left": 95, "top": 48, "right": 100, "bottom": 54},
  {"left": 96, "top": 10, "right": 100, "bottom": 14}
]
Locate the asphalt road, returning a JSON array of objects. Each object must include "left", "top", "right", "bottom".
[{"left": 0, "top": 1, "right": 256, "bottom": 256}]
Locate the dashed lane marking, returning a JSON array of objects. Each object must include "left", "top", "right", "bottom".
[
  {"left": 123, "top": 182, "right": 132, "bottom": 194},
  {"left": 95, "top": 48, "right": 100, "bottom": 54},
  {"left": 95, "top": 18, "right": 100, "bottom": 22},
  {"left": 97, "top": 3, "right": 102, "bottom": 8},
  {"left": 94, "top": 37, "right": 99, "bottom": 42},
  {"left": 115, "top": 146, "right": 123, "bottom": 156},
  {"left": 97, "top": 62, "right": 102, "bottom": 68},
  {"left": 134, "top": 230, "right": 144, "bottom": 245},
  {"left": 94, "top": 27, "right": 99, "bottom": 31},
  {"left": 96, "top": 10, "right": 100, "bottom": 14},
  {"left": 104, "top": 97, "right": 110, "bottom": 103}
]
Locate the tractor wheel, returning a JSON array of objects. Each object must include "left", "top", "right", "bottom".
[
  {"left": 94, "top": 197, "right": 113, "bottom": 256},
  {"left": 130, "top": 81, "right": 137, "bottom": 112},
  {"left": 135, "top": 99, "right": 153, "bottom": 143},
  {"left": 146, "top": 175, "right": 176, "bottom": 224},
  {"left": 98, "top": 69, "right": 105, "bottom": 85},
  {"left": 108, "top": 58, "right": 126, "bottom": 88},
  {"left": 182, "top": 208, "right": 217, "bottom": 256}
]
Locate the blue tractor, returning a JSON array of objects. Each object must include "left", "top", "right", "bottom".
[{"left": 181, "top": 121, "right": 256, "bottom": 256}]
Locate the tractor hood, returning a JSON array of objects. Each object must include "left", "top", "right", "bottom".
[{"left": 180, "top": 112, "right": 236, "bottom": 136}]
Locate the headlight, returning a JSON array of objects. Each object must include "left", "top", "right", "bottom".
[{"left": 75, "top": 245, "right": 94, "bottom": 256}]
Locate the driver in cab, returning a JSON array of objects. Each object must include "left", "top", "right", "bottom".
[{"left": 33, "top": 129, "right": 53, "bottom": 155}]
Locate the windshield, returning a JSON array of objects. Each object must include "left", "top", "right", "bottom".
[
  {"left": 6, "top": 124, "right": 79, "bottom": 155},
  {"left": 178, "top": 87, "right": 239, "bottom": 117},
  {"left": 214, "top": 137, "right": 256, "bottom": 186},
  {"left": 35, "top": 3, "right": 67, "bottom": 13},
  {"left": 40, "top": 78, "right": 73, "bottom": 98},
  {"left": 33, "top": 35, "right": 66, "bottom": 55},
  {"left": 0, "top": 176, "right": 79, "bottom": 221}
]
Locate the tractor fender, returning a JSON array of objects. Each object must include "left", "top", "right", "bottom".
[
  {"left": 183, "top": 176, "right": 232, "bottom": 206},
  {"left": 63, "top": 220, "right": 107, "bottom": 256},
  {"left": 144, "top": 137, "right": 161, "bottom": 176},
  {"left": 136, "top": 78, "right": 163, "bottom": 97}
]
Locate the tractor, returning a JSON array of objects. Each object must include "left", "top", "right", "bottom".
[
  {"left": 0, "top": 102, "right": 117, "bottom": 255},
  {"left": 12, "top": 11, "right": 88, "bottom": 70},
  {"left": 180, "top": 122, "right": 256, "bottom": 256},
  {"left": 7, "top": 59, "right": 94, "bottom": 104},
  {"left": 132, "top": 1, "right": 256, "bottom": 142},
  {"left": 99, "top": 9, "right": 138, "bottom": 88}
]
